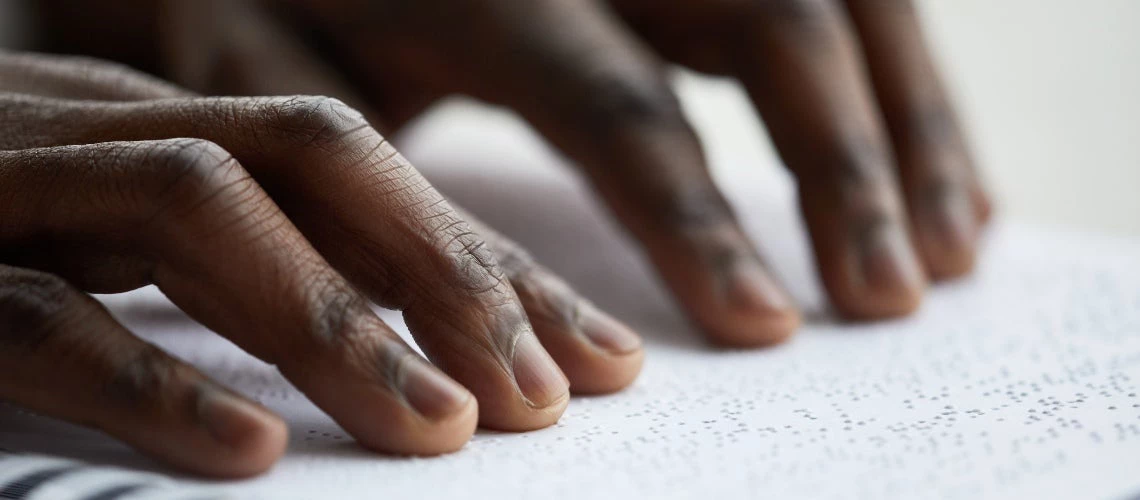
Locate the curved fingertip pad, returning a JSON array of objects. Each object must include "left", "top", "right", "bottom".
[
  {"left": 831, "top": 278, "right": 925, "bottom": 321},
  {"left": 699, "top": 260, "right": 802, "bottom": 347},
  {"left": 577, "top": 304, "right": 643, "bottom": 356},
  {"left": 701, "top": 307, "right": 802, "bottom": 348},
  {"left": 290, "top": 368, "right": 479, "bottom": 457},
  {"left": 502, "top": 261, "right": 642, "bottom": 395},
  {"left": 352, "top": 392, "right": 480, "bottom": 457},
  {"left": 399, "top": 355, "right": 475, "bottom": 422},
  {"left": 276, "top": 328, "right": 480, "bottom": 457},
  {"left": 825, "top": 221, "right": 927, "bottom": 321},
  {"left": 914, "top": 191, "right": 983, "bottom": 281},
  {"left": 104, "top": 382, "right": 289, "bottom": 479},
  {"left": 542, "top": 302, "right": 644, "bottom": 395},
  {"left": 191, "top": 387, "right": 289, "bottom": 478},
  {"left": 972, "top": 184, "right": 996, "bottom": 226}
]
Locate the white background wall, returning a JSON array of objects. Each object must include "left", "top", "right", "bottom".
[{"left": 909, "top": 0, "right": 1140, "bottom": 236}]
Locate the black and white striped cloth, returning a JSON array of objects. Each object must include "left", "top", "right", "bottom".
[{"left": 0, "top": 451, "right": 228, "bottom": 500}]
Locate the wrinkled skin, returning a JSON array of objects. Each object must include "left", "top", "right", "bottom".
[{"left": 0, "top": 52, "right": 642, "bottom": 477}]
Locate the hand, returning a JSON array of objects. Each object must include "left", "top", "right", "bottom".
[
  {"left": 262, "top": 0, "right": 994, "bottom": 346},
  {"left": 0, "top": 51, "right": 643, "bottom": 477}
]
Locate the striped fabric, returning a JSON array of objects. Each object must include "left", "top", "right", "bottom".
[{"left": 0, "top": 452, "right": 223, "bottom": 500}]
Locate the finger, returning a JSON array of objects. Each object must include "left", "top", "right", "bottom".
[
  {"left": 0, "top": 264, "right": 285, "bottom": 478},
  {"left": 725, "top": 0, "right": 927, "bottom": 319},
  {"left": 0, "top": 95, "right": 568, "bottom": 431},
  {"left": 843, "top": 0, "right": 994, "bottom": 279},
  {"left": 413, "top": 0, "right": 800, "bottom": 346},
  {"left": 456, "top": 206, "right": 643, "bottom": 394},
  {"left": 0, "top": 139, "right": 478, "bottom": 455},
  {"left": 0, "top": 49, "right": 191, "bottom": 100}
]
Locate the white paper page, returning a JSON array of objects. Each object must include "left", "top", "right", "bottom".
[{"left": 2, "top": 167, "right": 1139, "bottom": 499}]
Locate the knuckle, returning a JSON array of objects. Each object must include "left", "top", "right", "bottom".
[
  {"left": 0, "top": 267, "right": 77, "bottom": 349},
  {"left": 654, "top": 185, "right": 738, "bottom": 231},
  {"left": 146, "top": 138, "right": 238, "bottom": 192},
  {"left": 913, "top": 169, "right": 969, "bottom": 211},
  {"left": 580, "top": 70, "right": 682, "bottom": 130},
  {"left": 258, "top": 95, "right": 373, "bottom": 150},
  {"left": 138, "top": 139, "right": 258, "bottom": 220},
  {"left": 306, "top": 275, "right": 369, "bottom": 346},
  {"left": 901, "top": 104, "right": 959, "bottom": 149},
  {"left": 276, "top": 262, "right": 378, "bottom": 359},
  {"left": 491, "top": 238, "right": 537, "bottom": 283},
  {"left": 802, "top": 137, "right": 894, "bottom": 203},
  {"left": 510, "top": 263, "right": 581, "bottom": 331},
  {"left": 444, "top": 229, "right": 509, "bottom": 296},
  {"left": 424, "top": 212, "right": 510, "bottom": 298},
  {"left": 294, "top": 272, "right": 403, "bottom": 376},
  {"left": 103, "top": 345, "right": 181, "bottom": 410},
  {"left": 479, "top": 233, "right": 583, "bottom": 331}
]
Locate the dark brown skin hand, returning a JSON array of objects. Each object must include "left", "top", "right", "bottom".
[
  {"left": 27, "top": 0, "right": 993, "bottom": 346},
  {"left": 260, "top": 0, "right": 995, "bottom": 346},
  {"left": 0, "top": 50, "right": 643, "bottom": 477}
]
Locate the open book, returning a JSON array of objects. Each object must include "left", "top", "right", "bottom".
[{"left": 3, "top": 106, "right": 1140, "bottom": 500}]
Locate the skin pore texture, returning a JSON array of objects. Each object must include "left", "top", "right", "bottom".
[{"left": 0, "top": 0, "right": 990, "bottom": 478}]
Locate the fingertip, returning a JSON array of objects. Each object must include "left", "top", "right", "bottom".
[
  {"left": 399, "top": 354, "right": 475, "bottom": 422},
  {"left": 973, "top": 187, "right": 996, "bottom": 226},
  {"left": 701, "top": 306, "right": 801, "bottom": 348},
  {"left": 123, "top": 385, "right": 289, "bottom": 479},
  {"left": 567, "top": 347, "right": 645, "bottom": 395},
  {"left": 286, "top": 362, "right": 480, "bottom": 458},
  {"left": 201, "top": 402, "right": 289, "bottom": 479},
  {"left": 484, "top": 391, "right": 571, "bottom": 432},
  {"left": 694, "top": 260, "right": 802, "bottom": 348},
  {"left": 506, "top": 262, "right": 645, "bottom": 395},
  {"left": 190, "top": 388, "right": 288, "bottom": 478},
  {"left": 829, "top": 266, "right": 925, "bottom": 321},
  {"left": 914, "top": 191, "right": 982, "bottom": 281},
  {"left": 826, "top": 221, "right": 928, "bottom": 320},
  {"left": 917, "top": 228, "right": 978, "bottom": 281},
  {"left": 577, "top": 303, "right": 643, "bottom": 356},
  {"left": 559, "top": 305, "right": 646, "bottom": 394},
  {"left": 561, "top": 303, "right": 645, "bottom": 394},
  {"left": 355, "top": 393, "right": 480, "bottom": 457}
]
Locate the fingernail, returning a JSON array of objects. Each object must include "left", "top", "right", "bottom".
[
  {"left": 511, "top": 333, "right": 569, "bottom": 408},
  {"left": 399, "top": 356, "right": 472, "bottom": 420},
  {"left": 197, "top": 388, "right": 274, "bottom": 448},
  {"left": 578, "top": 302, "right": 642, "bottom": 355},
  {"left": 857, "top": 221, "right": 926, "bottom": 292},
  {"left": 725, "top": 261, "right": 792, "bottom": 313}
]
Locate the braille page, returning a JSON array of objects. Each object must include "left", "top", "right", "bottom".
[{"left": 2, "top": 166, "right": 1140, "bottom": 500}]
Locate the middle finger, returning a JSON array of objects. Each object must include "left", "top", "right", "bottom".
[{"left": 722, "top": 0, "right": 928, "bottom": 319}]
